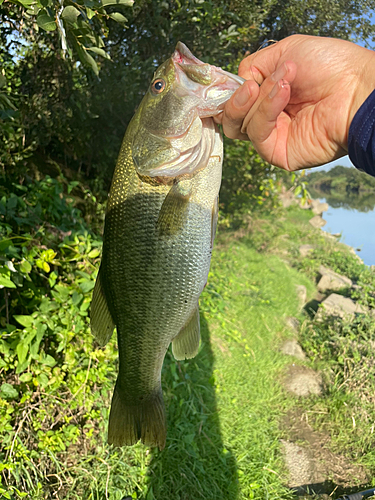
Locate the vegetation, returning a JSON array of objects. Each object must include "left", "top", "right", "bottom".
[
  {"left": 305, "top": 165, "right": 375, "bottom": 212},
  {"left": 2, "top": 1, "right": 375, "bottom": 499}
]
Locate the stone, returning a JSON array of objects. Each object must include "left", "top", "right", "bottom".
[
  {"left": 299, "top": 244, "right": 314, "bottom": 257},
  {"left": 317, "top": 265, "right": 352, "bottom": 292},
  {"left": 285, "top": 316, "right": 299, "bottom": 332},
  {"left": 311, "top": 199, "right": 329, "bottom": 215},
  {"left": 284, "top": 365, "right": 322, "bottom": 397},
  {"left": 280, "top": 191, "right": 297, "bottom": 208},
  {"left": 280, "top": 340, "right": 306, "bottom": 360},
  {"left": 281, "top": 440, "right": 316, "bottom": 488},
  {"left": 296, "top": 285, "right": 307, "bottom": 308},
  {"left": 321, "top": 231, "right": 337, "bottom": 241},
  {"left": 309, "top": 215, "right": 327, "bottom": 228},
  {"left": 316, "top": 293, "right": 367, "bottom": 320}
]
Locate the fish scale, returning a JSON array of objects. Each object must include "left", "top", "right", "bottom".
[{"left": 90, "top": 42, "right": 243, "bottom": 449}]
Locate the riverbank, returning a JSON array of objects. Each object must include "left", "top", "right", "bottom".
[{"left": 225, "top": 199, "right": 375, "bottom": 499}]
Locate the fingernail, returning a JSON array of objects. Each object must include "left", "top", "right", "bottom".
[
  {"left": 233, "top": 84, "right": 251, "bottom": 108},
  {"left": 271, "top": 63, "right": 287, "bottom": 82},
  {"left": 269, "top": 81, "right": 280, "bottom": 99}
]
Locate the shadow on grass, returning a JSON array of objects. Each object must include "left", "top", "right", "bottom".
[{"left": 145, "top": 314, "right": 238, "bottom": 500}]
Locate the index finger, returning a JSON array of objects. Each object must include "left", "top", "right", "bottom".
[{"left": 238, "top": 41, "right": 288, "bottom": 83}]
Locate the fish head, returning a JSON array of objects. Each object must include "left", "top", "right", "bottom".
[{"left": 132, "top": 42, "right": 244, "bottom": 179}]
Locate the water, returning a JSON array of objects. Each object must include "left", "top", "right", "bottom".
[{"left": 320, "top": 200, "right": 375, "bottom": 266}]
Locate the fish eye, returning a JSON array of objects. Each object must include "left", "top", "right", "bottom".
[{"left": 151, "top": 78, "right": 166, "bottom": 94}]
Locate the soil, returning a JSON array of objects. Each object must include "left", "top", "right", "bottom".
[{"left": 281, "top": 406, "right": 369, "bottom": 499}]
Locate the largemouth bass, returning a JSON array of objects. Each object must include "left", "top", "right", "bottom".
[{"left": 90, "top": 42, "right": 244, "bottom": 450}]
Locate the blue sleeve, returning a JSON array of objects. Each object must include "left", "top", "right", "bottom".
[{"left": 348, "top": 89, "right": 375, "bottom": 177}]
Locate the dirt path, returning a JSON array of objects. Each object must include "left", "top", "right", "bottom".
[{"left": 280, "top": 335, "right": 369, "bottom": 499}]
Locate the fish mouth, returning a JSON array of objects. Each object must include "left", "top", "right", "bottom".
[{"left": 172, "top": 42, "right": 245, "bottom": 118}]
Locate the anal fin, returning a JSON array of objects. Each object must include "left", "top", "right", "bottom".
[
  {"left": 172, "top": 306, "right": 200, "bottom": 360},
  {"left": 90, "top": 268, "right": 115, "bottom": 346}
]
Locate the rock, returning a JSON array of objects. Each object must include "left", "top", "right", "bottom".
[
  {"left": 281, "top": 439, "right": 317, "bottom": 488},
  {"left": 316, "top": 293, "right": 367, "bottom": 320},
  {"left": 321, "top": 231, "right": 337, "bottom": 241},
  {"left": 285, "top": 316, "right": 299, "bottom": 332},
  {"left": 284, "top": 365, "right": 323, "bottom": 397},
  {"left": 296, "top": 285, "right": 307, "bottom": 308},
  {"left": 309, "top": 215, "right": 327, "bottom": 228},
  {"left": 311, "top": 199, "right": 329, "bottom": 215},
  {"left": 299, "top": 244, "right": 314, "bottom": 257},
  {"left": 280, "top": 191, "right": 297, "bottom": 208},
  {"left": 280, "top": 340, "right": 306, "bottom": 360},
  {"left": 317, "top": 265, "right": 352, "bottom": 292}
]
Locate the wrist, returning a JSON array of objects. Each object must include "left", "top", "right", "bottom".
[{"left": 346, "top": 49, "right": 375, "bottom": 147}]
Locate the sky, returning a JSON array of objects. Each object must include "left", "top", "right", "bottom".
[{"left": 313, "top": 155, "right": 354, "bottom": 173}]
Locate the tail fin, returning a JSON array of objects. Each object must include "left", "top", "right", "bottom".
[{"left": 108, "top": 383, "right": 167, "bottom": 450}]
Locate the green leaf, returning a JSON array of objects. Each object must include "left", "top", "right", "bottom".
[
  {"left": 37, "top": 373, "right": 49, "bottom": 387},
  {"left": 20, "top": 260, "right": 32, "bottom": 274},
  {"left": 101, "top": 0, "right": 133, "bottom": 5},
  {"left": 0, "top": 383, "right": 18, "bottom": 399},
  {"left": 14, "top": 315, "right": 33, "bottom": 328},
  {"left": 48, "top": 271, "right": 57, "bottom": 288},
  {"left": 79, "top": 279, "right": 95, "bottom": 293},
  {"left": 75, "top": 42, "right": 99, "bottom": 75},
  {"left": 17, "top": 342, "right": 29, "bottom": 365},
  {"left": 61, "top": 5, "right": 81, "bottom": 24},
  {"left": 108, "top": 12, "right": 128, "bottom": 24},
  {"left": 41, "top": 355, "right": 56, "bottom": 367},
  {"left": 37, "top": 11, "right": 57, "bottom": 31},
  {"left": 19, "top": 372, "right": 33, "bottom": 383},
  {"left": 72, "top": 291, "right": 83, "bottom": 306},
  {"left": 86, "top": 7, "right": 95, "bottom": 19},
  {"left": 87, "top": 47, "right": 111, "bottom": 60},
  {"left": 0, "top": 276, "right": 16, "bottom": 289},
  {"left": 0, "top": 75, "right": 6, "bottom": 89}
]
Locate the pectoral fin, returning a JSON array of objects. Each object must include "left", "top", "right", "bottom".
[
  {"left": 90, "top": 268, "right": 115, "bottom": 346},
  {"left": 157, "top": 180, "right": 192, "bottom": 236},
  {"left": 172, "top": 306, "right": 200, "bottom": 360}
]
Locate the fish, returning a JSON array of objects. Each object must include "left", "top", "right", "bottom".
[{"left": 90, "top": 42, "right": 244, "bottom": 450}]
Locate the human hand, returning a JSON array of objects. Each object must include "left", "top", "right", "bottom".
[{"left": 216, "top": 35, "right": 375, "bottom": 171}]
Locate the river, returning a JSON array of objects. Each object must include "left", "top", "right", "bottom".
[{"left": 320, "top": 200, "right": 375, "bottom": 266}]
